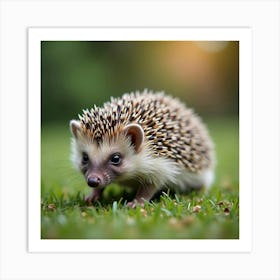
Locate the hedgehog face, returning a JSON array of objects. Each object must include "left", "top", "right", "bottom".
[{"left": 70, "top": 120, "right": 145, "bottom": 189}]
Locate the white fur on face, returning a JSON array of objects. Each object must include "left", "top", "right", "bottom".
[
  {"left": 70, "top": 132, "right": 214, "bottom": 190},
  {"left": 70, "top": 133, "right": 135, "bottom": 171}
]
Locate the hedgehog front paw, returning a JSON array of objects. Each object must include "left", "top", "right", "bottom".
[
  {"left": 85, "top": 188, "right": 103, "bottom": 205},
  {"left": 127, "top": 199, "right": 145, "bottom": 208},
  {"left": 127, "top": 185, "right": 156, "bottom": 208},
  {"left": 127, "top": 200, "right": 137, "bottom": 208}
]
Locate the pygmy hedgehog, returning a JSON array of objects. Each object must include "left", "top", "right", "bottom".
[{"left": 70, "top": 90, "right": 215, "bottom": 207}]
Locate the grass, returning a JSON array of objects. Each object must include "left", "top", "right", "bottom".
[{"left": 41, "top": 117, "right": 239, "bottom": 239}]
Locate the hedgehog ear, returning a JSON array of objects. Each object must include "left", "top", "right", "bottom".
[
  {"left": 123, "top": 124, "right": 144, "bottom": 153},
  {"left": 70, "top": 120, "right": 81, "bottom": 138}
]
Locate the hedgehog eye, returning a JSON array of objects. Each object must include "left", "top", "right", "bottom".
[
  {"left": 109, "top": 153, "right": 122, "bottom": 166},
  {"left": 82, "top": 152, "right": 89, "bottom": 165}
]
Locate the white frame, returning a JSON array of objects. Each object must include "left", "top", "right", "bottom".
[
  {"left": 1, "top": 1, "right": 279, "bottom": 279},
  {"left": 28, "top": 27, "right": 252, "bottom": 253}
]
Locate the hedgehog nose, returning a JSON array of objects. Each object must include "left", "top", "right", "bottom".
[{"left": 87, "top": 176, "right": 101, "bottom": 188}]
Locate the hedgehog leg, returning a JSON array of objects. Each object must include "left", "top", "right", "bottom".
[
  {"left": 85, "top": 188, "right": 103, "bottom": 204},
  {"left": 127, "top": 185, "right": 157, "bottom": 208}
]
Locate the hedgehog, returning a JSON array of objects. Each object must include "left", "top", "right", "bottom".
[{"left": 70, "top": 90, "right": 215, "bottom": 207}]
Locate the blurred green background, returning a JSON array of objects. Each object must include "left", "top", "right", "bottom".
[
  {"left": 41, "top": 41, "right": 239, "bottom": 239},
  {"left": 41, "top": 41, "right": 239, "bottom": 124}
]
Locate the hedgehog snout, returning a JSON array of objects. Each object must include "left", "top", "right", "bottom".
[
  {"left": 86, "top": 170, "right": 112, "bottom": 188},
  {"left": 87, "top": 176, "right": 101, "bottom": 188}
]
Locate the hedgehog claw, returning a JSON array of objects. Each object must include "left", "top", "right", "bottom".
[
  {"left": 127, "top": 199, "right": 145, "bottom": 208},
  {"left": 126, "top": 201, "right": 136, "bottom": 208}
]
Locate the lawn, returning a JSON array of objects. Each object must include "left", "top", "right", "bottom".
[{"left": 41, "top": 117, "right": 239, "bottom": 239}]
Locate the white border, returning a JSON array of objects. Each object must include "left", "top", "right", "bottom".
[
  {"left": 28, "top": 27, "right": 252, "bottom": 253},
  {"left": 1, "top": 1, "right": 279, "bottom": 279}
]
